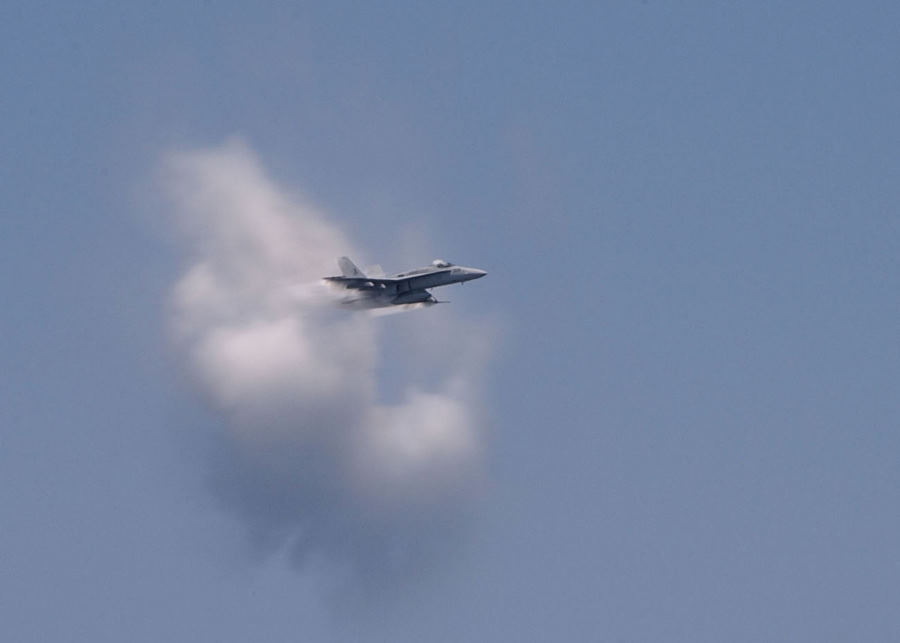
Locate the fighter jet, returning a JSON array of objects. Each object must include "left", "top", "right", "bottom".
[{"left": 324, "top": 257, "right": 487, "bottom": 309}]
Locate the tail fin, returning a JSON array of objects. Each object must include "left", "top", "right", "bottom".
[{"left": 338, "top": 256, "right": 365, "bottom": 278}]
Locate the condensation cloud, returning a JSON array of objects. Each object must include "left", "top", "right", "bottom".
[{"left": 163, "top": 140, "right": 489, "bottom": 589}]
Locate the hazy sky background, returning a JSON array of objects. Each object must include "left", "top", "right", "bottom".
[{"left": 3, "top": 2, "right": 899, "bottom": 641}]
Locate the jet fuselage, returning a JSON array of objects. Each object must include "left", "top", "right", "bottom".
[{"left": 324, "top": 258, "right": 486, "bottom": 309}]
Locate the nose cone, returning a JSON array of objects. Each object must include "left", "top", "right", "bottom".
[{"left": 467, "top": 268, "right": 487, "bottom": 280}]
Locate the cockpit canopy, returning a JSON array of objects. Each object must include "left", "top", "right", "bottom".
[{"left": 432, "top": 259, "right": 453, "bottom": 268}]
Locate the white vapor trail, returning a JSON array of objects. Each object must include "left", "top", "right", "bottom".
[{"left": 163, "top": 140, "right": 488, "bottom": 587}]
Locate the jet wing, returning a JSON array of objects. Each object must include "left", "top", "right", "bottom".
[
  {"left": 325, "top": 269, "right": 452, "bottom": 291},
  {"left": 323, "top": 276, "right": 398, "bottom": 290}
]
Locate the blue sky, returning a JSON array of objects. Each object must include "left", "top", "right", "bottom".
[{"left": 3, "top": 2, "right": 899, "bottom": 641}]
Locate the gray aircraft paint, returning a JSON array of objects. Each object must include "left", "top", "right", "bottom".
[{"left": 324, "top": 257, "right": 486, "bottom": 308}]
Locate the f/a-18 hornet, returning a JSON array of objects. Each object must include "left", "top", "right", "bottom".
[{"left": 324, "top": 257, "right": 486, "bottom": 309}]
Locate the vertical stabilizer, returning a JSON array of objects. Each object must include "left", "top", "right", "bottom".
[{"left": 338, "top": 256, "right": 366, "bottom": 278}]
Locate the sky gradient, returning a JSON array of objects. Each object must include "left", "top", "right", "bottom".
[{"left": 3, "top": 2, "right": 900, "bottom": 641}]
